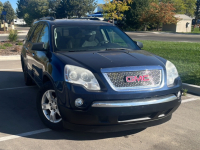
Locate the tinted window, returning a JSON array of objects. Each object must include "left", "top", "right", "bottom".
[
  {"left": 38, "top": 25, "right": 49, "bottom": 49},
  {"left": 53, "top": 25, "right": 139, "bottom": 52},
  {"left": 27, "top": 23, "right": 37, "bottom": 40},
  {"left": 31, "top": 24, "right": 44, "bottom": 43}
]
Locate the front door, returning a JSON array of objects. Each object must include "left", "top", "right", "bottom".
[{"left": 32, "top": 24, "right": 50, "bottom": 86}]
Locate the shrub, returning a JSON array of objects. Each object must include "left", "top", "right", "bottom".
[
  {"left": 14, "top": 46, "right": 21, "bottom": 52},
  {"left": 182, "top": 89, "right": 188, "bottom": 96},
  {"left": 3, "top": 43, "right": 12, "bottom": 47},
  {"left": 17, "top": 42, "right": 23, "bottom": 45},
  {"left": 0, "top": 45, "right": 6, "bottom": 49},
  {"left": 8, "top": 30, "right": 18, "bottom": 42}
]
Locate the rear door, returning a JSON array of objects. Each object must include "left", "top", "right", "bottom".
[{"left": 27, "top": 23, "right": 44, "bottom": 77}]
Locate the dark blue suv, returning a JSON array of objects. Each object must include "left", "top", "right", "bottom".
[{"left": 21, "top": 18, "right": 182, "bottom": 132}]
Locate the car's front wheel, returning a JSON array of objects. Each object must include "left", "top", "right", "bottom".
[{"left": 36, "top": 82, "right": 63, "bottom": 130}]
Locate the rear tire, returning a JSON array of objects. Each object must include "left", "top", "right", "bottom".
[{"left": 36, "top": 81, "right": 63, "bottom": 130}]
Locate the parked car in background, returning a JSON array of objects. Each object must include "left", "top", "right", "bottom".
[
  {"left": 14, "top": 18, "right": 26, "bottom": 25},
  {"left": 72, "top": 17, "right": 104, "bottom": 21},
  {"left": 21, "top": 18, "right": 182, "bottom": 132}
]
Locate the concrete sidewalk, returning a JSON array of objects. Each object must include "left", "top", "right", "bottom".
[{"left": 0, "top": 55, "right": 20, "bottom": 61}]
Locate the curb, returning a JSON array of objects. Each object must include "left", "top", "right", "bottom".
[
  {"left": 0, "top": 33, "right": 27, "bottom": 36},
  {"left": 182, "top": 83, "right": 200, "bottom": 96},
  {"left": 0, "top": 55, "right": 20, "bottom": 61}
]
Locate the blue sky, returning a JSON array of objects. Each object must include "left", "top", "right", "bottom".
[{"left": 3, "top": 0, "right": 105, "bottom": 11}]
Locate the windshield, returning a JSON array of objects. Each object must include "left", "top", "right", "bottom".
[{"left": 53, "top": 25, "right": 139, "bottom": 52}]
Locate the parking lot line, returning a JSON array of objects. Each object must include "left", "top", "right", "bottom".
[
  {"left": 182, "top": 98, "right": 200, "bottom": 103},
  {"left": 0, "top": 86, "right": 35, "bottom": 91},
  {"left": 0, "top": 128, "right": 51, "bottom": 142}
]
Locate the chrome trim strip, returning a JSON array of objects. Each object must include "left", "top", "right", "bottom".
[
  {"left": 101, "top": 66, "right": 163, "bottom": 73},
  {"left": 118, "top": 117, "right": 151, "bottom": 123},
  {"left": 92, "top": 94, "right": 177, "bottom": 108},
  {"left": 101, "top": 66, "right": 165, "bottom": 92}
]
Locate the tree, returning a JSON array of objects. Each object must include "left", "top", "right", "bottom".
[
  {"left": 101, "top": 0, "right": 132, "bottom": 25},
  {"left": 195, "top": 0, "right": 200, "bottom": 24},
  {"left": 16, "top": 0, "right": 29, "bottom": 19},
  {"left": 140, "top": 2, "right": 178, "bottom": 31},
  {"left": 49, "top": 0, "right": 61, "bottom": 17},
  {"left": 55, "top": 0, "right": 68, "bottom": 19},
  {"left": 159, "top": 0, "right": 196, "bottom": 17},
  {"left": 125, "top": 0, "right": 150, "bottom": 30},
  {"left": 55, "top": 0, "right": 97, "bottom": 19},
  {"left": 3, "top": 1, "right": 15, "bottom": 23},
  {"left": 17, "top": 0, "right": 49, "bottom": 26},
  {"left": 72, "top": 0, "right": 97, "bottom": 18},
  {"left": 0, "top": 1, "right": 3, "bottom": 13}
]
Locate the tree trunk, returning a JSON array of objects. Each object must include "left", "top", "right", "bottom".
[
  {"left": 157, "top": 24, "right": 159, "bottom": 31},
  {"left": 144, "top": 25, "right": 147, "bottom": 31}
]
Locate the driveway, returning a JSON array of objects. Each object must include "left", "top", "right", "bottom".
[{"left": 0, "top": 60, "right": 199, "bottom": 150}]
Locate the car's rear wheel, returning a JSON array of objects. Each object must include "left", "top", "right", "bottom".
[{"left": 36, "top": 82, "right": 63, "bottom": 130}]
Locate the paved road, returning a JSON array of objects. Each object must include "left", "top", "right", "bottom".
[
  {"left": 0, "top": 60, "right": 199, "bottom": 150},
  {"left": 126, "top": 32, "right": 200, "bottom": 42},
  {"left": 0, "top": 29, "right": 200, "bottom": 42}
]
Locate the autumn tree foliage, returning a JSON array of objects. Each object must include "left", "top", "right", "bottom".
[
  {"left": 101, "top": 0, "right": 132, "bottom": 25},
  {"left": 140, "top": 2, "right": 178, "bottom": 31}
]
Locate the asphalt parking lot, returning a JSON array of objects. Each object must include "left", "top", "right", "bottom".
[{"left": 0, "top": 60, "right": 200, "bottom": 150}]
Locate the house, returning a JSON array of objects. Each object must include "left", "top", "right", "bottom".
[{"left": 163, "top": 14, "right": 192, "bottom": 33}]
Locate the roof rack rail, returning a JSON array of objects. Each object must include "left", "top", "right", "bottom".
[{"left": 39, "top": 17, "right": 55, "bottom": 21}]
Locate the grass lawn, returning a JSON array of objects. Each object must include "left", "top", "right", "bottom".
[
  {"left": 191, "top": 27, "right": 200, "bottom": 34},
  {"left": 139, "top": 40, "right": 200, "bottom": 86}
]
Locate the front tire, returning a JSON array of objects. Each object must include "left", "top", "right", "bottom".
[
  {"left": 36, "top": 81, "right": 63, "bottom": 130},
  {"left": 24, "top": 67, "right": 34, "bottom": 86}
]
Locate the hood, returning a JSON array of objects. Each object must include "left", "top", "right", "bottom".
[{"left": 56, "top": 50, "right": 166, "bottom": 73}]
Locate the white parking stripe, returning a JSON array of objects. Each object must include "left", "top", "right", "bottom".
[
  {"left": 182, "top": 98, "right": 200, "bottom": 103},
  {"left": 0, "top": 68, "right": 22, "bottom": 71},
  {"left": 0, "top": 86, "right": 35, "bottom": 91},
  {"left": 0, "top": 128, "right": 51, "bottom": 142}
]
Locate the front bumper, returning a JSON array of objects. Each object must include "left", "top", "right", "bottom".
[{"left": 59, "top": 94, "right": 181, "bottom": 132}]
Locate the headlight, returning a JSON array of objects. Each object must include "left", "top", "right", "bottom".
[
  {"left": 166, "top": 61, "right": 179, "bottom": 86},
  {"left": 64, "top": 65, "right": 100, "bottom": 91}
]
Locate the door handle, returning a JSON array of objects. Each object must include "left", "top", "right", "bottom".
[{"left": 32, "top": 53, "right": 35, "bottom": 57}]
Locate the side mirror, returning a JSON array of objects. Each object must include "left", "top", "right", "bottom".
[
  {"left": 137, "top": 41, "right": 143, "bottom": 49},
  {"left": 31, "top": 42, "right": 45, "bottom": 51}
]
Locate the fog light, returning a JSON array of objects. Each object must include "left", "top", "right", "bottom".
[
  {"left": 177, "top": 91, "right": 181, "bottom": 99},
  {"left": 75, "top": 98, "right": 83, "bottom": 107}
]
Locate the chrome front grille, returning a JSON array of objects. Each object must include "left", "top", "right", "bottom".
[
  {"left": 101, "top": 66, "right": 164, "bottom": 91},
  {"left": 106, "top": 70, "right": 161, "bottom": 88}
]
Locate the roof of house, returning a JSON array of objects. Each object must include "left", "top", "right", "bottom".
[{"left": 175, "top": 14, "right": 192, "bottom": 20}]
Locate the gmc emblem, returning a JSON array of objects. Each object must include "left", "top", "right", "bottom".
[{"left": 126, "top": 75, "right": 150, "bottom": 82}]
